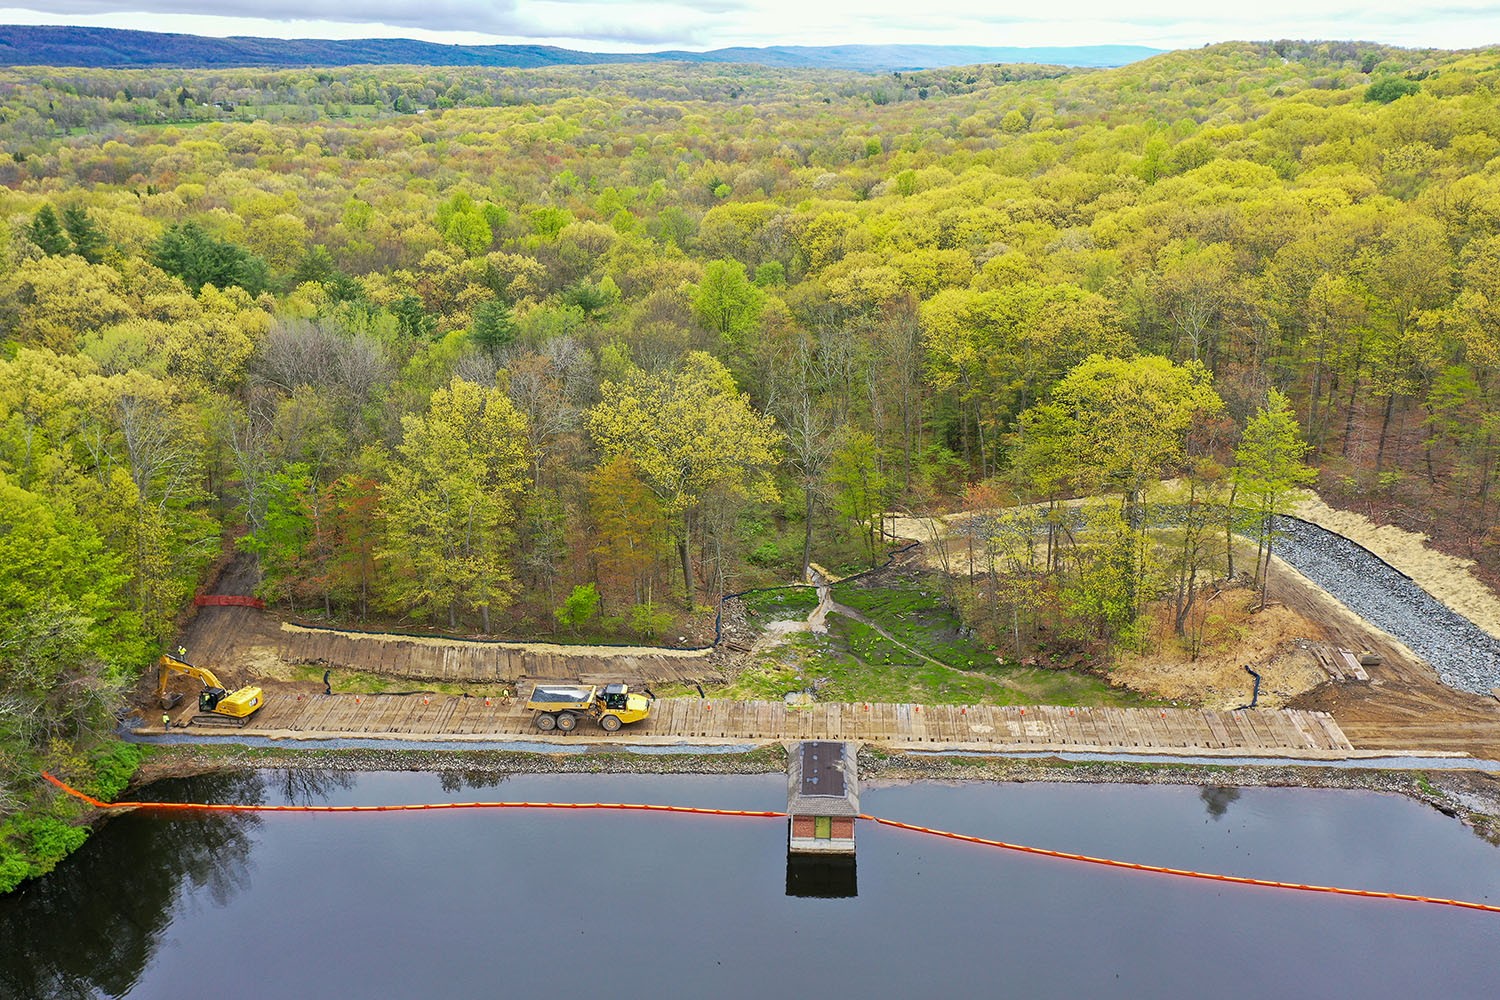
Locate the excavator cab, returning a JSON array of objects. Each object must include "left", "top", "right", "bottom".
[{"left": 199, "top": 687, "right": 229, "bottom": 712}]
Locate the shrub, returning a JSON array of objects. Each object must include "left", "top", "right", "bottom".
[
  {"left": 81, "top": 742, "right": 145, "bottom": 802},
  {"left": 629, "top": 602, "right": 674, "bottom": 640},
  {"left": 555, "top": 584, "right": 601, "bottom": 632},
  {"left": 0, "top": 846, "right": 30, "bottom": 893},
  {"left": 16, "top": 816, "right": 88, "bottom": 877}
]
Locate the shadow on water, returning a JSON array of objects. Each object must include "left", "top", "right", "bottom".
[
  {"left": 1200, "top": 785, "right": 1241, "bottom": 821},
  {"left": 0, "top": 770, "right": 273, "bottom": 1000}
]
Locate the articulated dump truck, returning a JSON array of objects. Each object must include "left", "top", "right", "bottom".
[{"left": 525, "top": 683, "right": 652, "bottom": 733}]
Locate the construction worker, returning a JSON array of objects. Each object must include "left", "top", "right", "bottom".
[{"left": 162, "top": 713, "right": 171, "bottom": 732}]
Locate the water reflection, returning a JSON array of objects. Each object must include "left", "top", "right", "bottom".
[
  {"left": 0, "top": 770, "right": 263, "bottom": 1000},
  {"left": 267, "top": 768, "right": 356, "bottom": 805},
  {"left": 1200, "top": 785, "right": 1241, "bottom": 820},
  {"left": 786, "top": 854, "right": 858, "bottom": 898},
  {"left": 438, "top": 770, "right": 512, "bottom": 793}
]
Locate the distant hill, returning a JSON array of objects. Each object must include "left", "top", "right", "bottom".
[{"left": 0, "top": 25, "right": 1160, "bottom": 71}]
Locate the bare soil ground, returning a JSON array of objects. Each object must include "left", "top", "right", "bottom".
[{"left": 1111, "top": 591, "right": 1328, "bottom": 710}]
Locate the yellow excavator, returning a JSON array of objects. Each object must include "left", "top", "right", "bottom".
[{"left": 157, "top": 653, "right": 265, "bottom": 726}]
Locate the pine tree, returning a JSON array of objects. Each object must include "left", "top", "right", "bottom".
[
  {"left": 60, "top": 205, "right": 106, "bottom": 263},
  {"left": 27, "top": 205, "right": 71, "bottom": 256}
]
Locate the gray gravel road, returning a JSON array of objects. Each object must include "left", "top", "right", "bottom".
[{"left": 1271, "top": 516, "right": 1500, "bottom": 695}]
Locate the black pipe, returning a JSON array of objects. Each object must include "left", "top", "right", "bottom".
[{"left": 1240, "top": 665, "right": 1261, "bottom": 709}]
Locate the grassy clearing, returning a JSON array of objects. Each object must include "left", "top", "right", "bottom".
[
  {"left": 830, "top": 582, "right": 998, "bottom": 669},
  {"left": 737, "top": 586, "right": 819, "bottom": 620},
  {"left": 716, "top": 585, "right": 1160, "bottom": 708}
]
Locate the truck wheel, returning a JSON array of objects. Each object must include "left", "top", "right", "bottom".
[
  {"left": 555, "top": 712, "right": 578, "bottom": 732},
  {"left": 600, "top": 714, "right": 622, "bottom": 732},
  {"left": 535, "top": 713, "right": 557, "bottom": 732}
]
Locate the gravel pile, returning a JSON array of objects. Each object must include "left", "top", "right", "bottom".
[{"left": 1271, "top": 516, "right": 1500, "bottom": 695}]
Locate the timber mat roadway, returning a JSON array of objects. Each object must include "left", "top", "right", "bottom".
[{"left": 140, "top": 693, "right": 1372, "bottom": 759}]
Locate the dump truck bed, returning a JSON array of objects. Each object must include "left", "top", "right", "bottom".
[{"left": 525, "top": 686, "right": 596, "bottom": 710}]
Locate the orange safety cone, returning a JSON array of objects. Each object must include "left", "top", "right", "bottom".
[
  {"left": 864, "top": 703, "right": 870, "bottom": 711},
  {"left": 423, "top": 697, "right": 429, "bottom": 705},
  {"left": 1020, "top": 708, "right": 1026, "bottom": 716},
  {"left": 706, "top": 702, "right": 713, "bottom": 711},
  {"left": 485, "top": 698, "right": 492, "bottom": 707},
  {"left": 960, "top": 707, "right": 966, "bottom": 715},
  {"left": 355, "top": 696, "right": 361, "bottom": 704}
]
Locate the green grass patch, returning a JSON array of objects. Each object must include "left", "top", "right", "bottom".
[
  {"left": 717, "top": 626, "right": 1150, "bottom": 707},
  {"left": 737, "top": 586, "right": 819, "bottom": 620},
  {"left": 830, "top": 582, "right": 997, "bottom": 670},
  {"left": 714, "top": 581, "right": 1160, "bottom": 709}
]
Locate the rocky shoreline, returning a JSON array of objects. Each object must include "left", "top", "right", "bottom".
[{"left": 126, "top": 743, "right": 1500, "bottom": 846}]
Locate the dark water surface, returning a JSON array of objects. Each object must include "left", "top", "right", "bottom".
[{"left": 2, "top": 771, "right": 1498, "bottom": 999}]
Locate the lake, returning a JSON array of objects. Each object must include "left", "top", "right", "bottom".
[{"left": 2, "top": 770, "right": 1497, "bottom": 999}]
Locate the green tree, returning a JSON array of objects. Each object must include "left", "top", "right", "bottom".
[
  {"left": 1016, "top": 354, "right": 1223, "bottom": 622},
  {"left": 60, "top": 203, "right": 107, "bottom": 263},
  {"left": 470, "top": 298, "right": 518, "bottom": 353},
  {"left": 26, "top": 205, "right": 71, "bottom": 257},
  {"left": 1366, "top": 77, "right": 1419, "bottom": 103},
  {"left": 1234, "top": 388, "right": 1315, "bottom": 609},
  {"left": 694, "top": 259, "right": 765, "bottom": 346},
  {"left": 828, "top": 429, "right": 889, "bottom": 565},
  {"left": 378, "top": 379, "right": 530, "bottom": 631},
  {"left": 237, "top": 464, "right": 315, "bottom": 609},
  {"left": 151, "top": 222, "right": 269, "bottom": 296},
  {"left": 589, "top": 352, "right": 781, "bottom": 603}
]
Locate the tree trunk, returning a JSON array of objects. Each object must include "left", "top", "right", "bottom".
[
  {"left": 1342, "top": 375, "right": 1361, "bottom": 458},
  {"left": 1224, "top": 483, "right": 1237, "bottom": 581},
  {"left": 802, "top": 483, "right": 815, "bottom": 581},
  {"left": 1259, "top": 516, "right": 1274, "bottom": 612},
  {"left": 679, "top": 511, "right": 694, "bottom": 608},
  {"left": 1375, "top": 394, "right": 1396, "bottom": 472}
]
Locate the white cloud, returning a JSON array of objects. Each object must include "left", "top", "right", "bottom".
[{"left": 3, "top": 0, "right": 1498, "bottom": 50}]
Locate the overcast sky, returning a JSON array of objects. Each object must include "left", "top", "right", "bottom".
[{"left": 3, "top": 1, "right": 1498, "bottom": 52}]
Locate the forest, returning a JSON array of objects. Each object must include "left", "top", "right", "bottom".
[{"left": 3, "top": 38, "right": 1500, "bottom": 886}]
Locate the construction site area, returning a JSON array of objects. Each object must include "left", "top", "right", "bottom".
[{"left": 136, "top": 499, "right": 1500, "bottom": 762}]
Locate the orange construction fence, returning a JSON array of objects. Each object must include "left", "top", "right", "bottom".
[
  {"left": 42, "top": 773, "right": 1500, "bottom": 915},
  {"left": 193, "top": 595, "right": 266, "bottom": 608}
]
